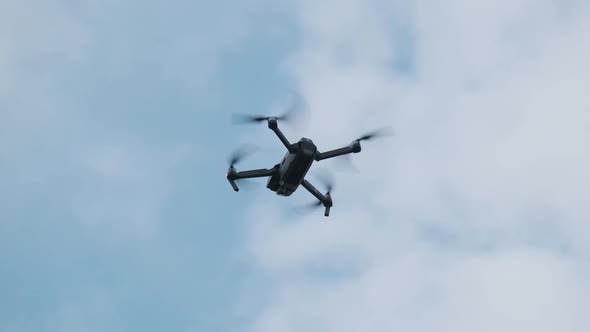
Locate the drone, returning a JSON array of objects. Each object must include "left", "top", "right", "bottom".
[{"left": 226, "top": 106, "right": 392, "bottom": 217}]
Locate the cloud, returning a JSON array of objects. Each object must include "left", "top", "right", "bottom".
[
  {"left": 0, "top": 0, "right": 269, "bottom": 239},
  {"left": 1, "top": 1, "right": 300, "bottom": 331},
  {"left": 243, "top": 0, "right": 590, "bottom": 331},
  {"left": 251, "top": 248, "right": 590, "bottom": 332}
]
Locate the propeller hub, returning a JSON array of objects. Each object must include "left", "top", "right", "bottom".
[
  {"left": 351, "top": 140, "right": 361, "bottom": 153},
  {"left": 324, "top": 193, "right": 333, "bottom": 207}
]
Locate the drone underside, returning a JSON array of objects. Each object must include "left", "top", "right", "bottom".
[{"left": 227, "top": 109, "right": 392, "bottom": 217}]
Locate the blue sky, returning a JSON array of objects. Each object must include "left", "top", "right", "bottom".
[
  {"left": 1, "top": 1, "right": 299, "bottom": 331},
  {"left": 3, "top": 1, "right": 590, "bottom": 332}
]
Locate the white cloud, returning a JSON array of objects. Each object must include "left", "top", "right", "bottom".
[
  {"left": 251, "top": 248, "right": 590, "bottom": 332},
  {"left": 0, "top": 0, "right": 266, "bottom": 239},
  {"left": 244, "top": 0, "right": 590, "bottom": 331}
]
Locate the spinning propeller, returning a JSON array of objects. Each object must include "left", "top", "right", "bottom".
[
  {"left": 227, "top": 145, "right": 258, "bottom": 190},
  {"left": 354, "top": 126, "right": 395, "bottom": 142},
  {"left": 232, "top": 112, "right": 292, "bottom": 124},
  {"left": 303, "top": 170, "right": 335, "bottom": 211},
  {"left": 335, "top": 126, "right": 395, "bottom": 173},
  {"left": 226, "top": 97, "right": 395, "bottom": 216},
  {"left": 227, "top": 145, "right": 256, "bottom": 168},
  {"left": 232, "top": 95, "right": 307, "bottom": 126}
]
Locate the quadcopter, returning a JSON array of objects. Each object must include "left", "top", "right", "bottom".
[{"left": 226, "top": 107, "right": 392, "bottom": 217}]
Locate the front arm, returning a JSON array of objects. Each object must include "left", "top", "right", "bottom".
[{"left": 315, "top": 140, "right": 361, "bottom": 161}]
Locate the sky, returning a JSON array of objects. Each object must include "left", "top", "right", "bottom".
[{"left": 1, "top": 0, "right": 590, "bottom": 331}]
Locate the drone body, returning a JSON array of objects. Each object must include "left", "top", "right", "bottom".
[
  {"left": 266, "top": 137, "right": 317, "bottom": 197},
  {"left": 227, "top": 115, "right": 390, "bottom": 217}
]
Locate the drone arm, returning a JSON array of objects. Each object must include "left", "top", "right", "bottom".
[
  {"left": 232, "top": 168, "right": 276, "bottom": 179},
  {"left": 227, "top": 167, "right": 277, "bottom": 192},
  {"left": 301, "top": 179, "right": 325, "bottom": 202},
  {"left": 301, "top": 179, "right": 333, "bottom": 217},
  {"left": 268, "top": 118, "right": 294, "bottom": 152},
  {"left": 315, "top": 141, "right": 361, "bottom": 161}
]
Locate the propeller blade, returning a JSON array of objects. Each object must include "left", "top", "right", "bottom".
[
  {"left": 356, "top": 126, "right": 395, "bottom": 142},
  {"left": 308, "top": 201, "right": 323, "bottom": 208},
  {"left": 315, "top": 169, "right": 335, "bottom": 193},
  {"left": 231, "top": 114, "right": 269, "bottom": 124},
  {"left": 292, "top": 200, "right": 323, "bottom": 215},
  {"left": 332, "top": 126, "right": 393, "bottom": 172},
  {"left": 277, "top": 94, "right": 307, "bottom": 121},
  {"left": 231, "top": 93, "right": 309, "bottom": 126},
  {"left": 227, "top": 144, "right": 257, "bottom": 167},
  {"left": 332, "top": 154, "right": 360, "bottom": 173},
  {"left": 294, "top": 169, "right": 335, "bottom": 214}
]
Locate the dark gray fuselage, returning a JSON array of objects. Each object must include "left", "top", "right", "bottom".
[{"left": 267, "top": 138, "right": 316, "bottom": 196}]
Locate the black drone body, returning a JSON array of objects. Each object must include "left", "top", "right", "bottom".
[{"left": 227, "top": 115, "right": 391, "bottom": 217}]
